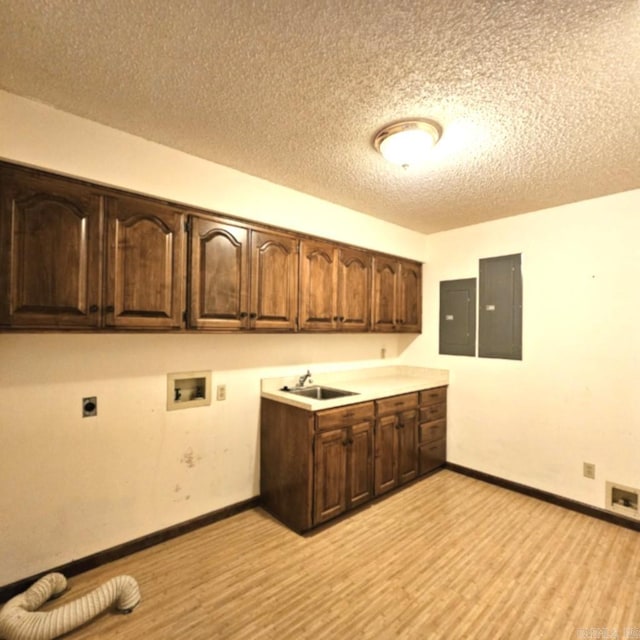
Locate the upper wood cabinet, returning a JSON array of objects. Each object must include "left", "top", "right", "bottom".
[
  {"left": 0, "top": 165, "right": 186, "bottom": 330},
  {"left": 189, "top": 215, "right": 298, "bottom": 331},
  {"left": 372, "top": 255, "right": 422, "bottom": 332},
  {"left": 0, "top": 166, "right": 104, "bottom": 328},
  {"left": 105, "top": 194, "right": 185, "bottom": 329},
  {"left": 299, "top": 239, "right": 336, "bottom": 331},
  {"left": 299, "top": 240, "right": 371, "bottom": 331},
  {"left": 250, "top": 229, "right": 299, "bottom": 331},
  {"left": 0, "top": 162, "right": 422, "bottom": 334},
  {"left": 337, "top": 248, "right": 371, "bottom": 331}
]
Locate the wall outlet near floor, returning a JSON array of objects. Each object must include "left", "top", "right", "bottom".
[
  {"left": 82, "top": 396, "right": 97, "bottom": 418},
  {"left": 216, "top": 384, "right": 226, "bottom": 401},
  {"left": 583, "top": 462, "right": 596, "bottom": 479}
]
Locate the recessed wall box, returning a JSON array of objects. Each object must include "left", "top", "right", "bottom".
[
  {"left": 167, "top": 371, "right": 211, "bottom": 411},
  {"left": 606, "top": 481, "right": 640, "bottom": 520}
]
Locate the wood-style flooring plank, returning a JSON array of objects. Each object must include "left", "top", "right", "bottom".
[{"left": 14, "top": 471, "right": 639, "bottom": 639}]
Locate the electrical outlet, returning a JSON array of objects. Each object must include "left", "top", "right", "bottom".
[
  {"left": 82, "top": 396, "right": 97, "bottom": 418},
  {"left": 583, "top": 462, "right": 596, "bottom": 479},
  {"left": 381, "top": 347, "right": 387, "bottom": 359},
  {"left": 216, "top": 384, "right": 226, "bottom": 401}
]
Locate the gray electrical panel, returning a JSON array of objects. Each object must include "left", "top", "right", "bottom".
[
  {"left": 439, "top": 278, "right": 476, "bottom": 356},
  {"left": 478, "top": 253, "right": 522, "bottom": 360}
]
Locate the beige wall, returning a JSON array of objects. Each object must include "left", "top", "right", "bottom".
[
  {"left": 0, "top": 91, "right": 420, "bottom": 586},
  {"left": 1, "top": 89, "right": 638, "bottom": 587},
  {"left": 404, "top": 192, "right": 640, "bottom": 509}
]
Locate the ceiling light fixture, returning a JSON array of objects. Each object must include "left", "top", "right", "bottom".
[{"left": 374, "top": 119, "right": 442, "bottom": 169}]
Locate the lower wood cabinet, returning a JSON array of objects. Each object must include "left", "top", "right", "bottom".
[
  {"left": 418, "top": 387, "right": 448, "bottom": 475},
  {"left": 374, "top": 393, "right": 419, "bottom": 495},
  {"left": 314, "top": 404, "right": 374, "bottom": 525},
  {"left": 260, "top": 386, "right": 447, "bottom": 533}
]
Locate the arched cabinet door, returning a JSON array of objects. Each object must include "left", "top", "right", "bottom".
[
  {"left": 105, "top": 194, "right": 185, "bottom": 329},
  {"left": 299, "top": 239, "right": 338, "bottom": 331},
  {"left": 372, "top": 256, "right": 398, "bottom": 332},
  {"left": 188, "top": 216, "right": 249, "bottom": 330},
  {"left": 337, "top": 248, "right": 371, "bottom": 331},
  {"left": 0, "top": 167, "right": 103, "bottom": 328},
  {"left": 249, "top": 230, "right": 298, "bottom": 331},
  {"left": 397, "top": 260, "right": 422, "bottom": 333}
]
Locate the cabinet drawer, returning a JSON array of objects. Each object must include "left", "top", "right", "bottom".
[
  {"left": 419, "top": 419, "right": 446, "bottom": 444},
  {"left": 316, "top": 402, "right": 375, "bottom": 430},
  {"left": 420, "top": 402, "right": 446, "bottom": 423},
  {"left": 419, "top": 439, "right": 446, "bottom": 474},
  {"left": 376, "top": 393, "right": 418, "bottom": 416},
  {"left": 420, "top": 386, "right": 447, "bottom": 406}
]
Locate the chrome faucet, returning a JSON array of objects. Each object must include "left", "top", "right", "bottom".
[{"left": 297, "top": 369, "right": 313, "bottom": 388}]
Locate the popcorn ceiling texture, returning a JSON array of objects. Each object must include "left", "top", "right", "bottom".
[{"left": 0, "top": 0, "right": 638, "bottom": 233}]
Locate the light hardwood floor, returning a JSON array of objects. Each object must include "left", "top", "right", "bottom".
[{"left": 29, "top": 471, "right": 640, "bottom": 639}]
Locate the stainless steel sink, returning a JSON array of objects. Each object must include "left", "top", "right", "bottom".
[{"left": 285, "top": 385, "right": 358, "bottom": 400}]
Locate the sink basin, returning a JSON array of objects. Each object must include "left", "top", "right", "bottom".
[{"left": 285, "top": 385, "right": 358, "bottom": 400}]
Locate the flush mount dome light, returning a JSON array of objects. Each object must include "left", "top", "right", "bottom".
[{"left": 374, "top": 119, "right": 442, "bottom": 169}]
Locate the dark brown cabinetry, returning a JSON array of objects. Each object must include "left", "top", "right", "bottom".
[
  {"left": 189, "top": 216, "right": 298, "bottom": 331},
  {"left": 0, "top": 162, "right": 421, "bottom": 333},
  {"left": 299, "top": 240, "right": 371, "bottom": 331},
  {"left": 313, "top": 403, "right": 374, "bottom": 524},
  {"left": 0, "top": 167, "right": 103, "bottom": 328},
  {"left": 0, "top": 165, "right": 185, "bottom": 329},
  {"left": 260, "top": 386, "right": 445, "bottom": 532},
  {"left": 106, "top": 194, "right": 185, "bottom": 329},
  {"left": 418, "top": 387, "right": 448, "bottom": 474},
  {"left": 374, "top": 393, "right": 419, "bottom": 495},
  {"left": 260, "top": 398, "right": 374, "bottom": 532},
  {"left": 372, "top": 256, "right": 422, "bottom": 332}
]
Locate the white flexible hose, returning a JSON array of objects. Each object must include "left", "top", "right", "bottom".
[{"left": 0, "top": 573, "right": 141, "bottom": 640}]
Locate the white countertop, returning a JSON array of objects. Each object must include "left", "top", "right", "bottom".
[{"left": 261, "top": 365, "right": 449, "bottom": 411}]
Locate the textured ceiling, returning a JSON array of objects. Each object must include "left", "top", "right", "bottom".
[{"left": 0, "top": 0, "right": 638, "bottom": 234}]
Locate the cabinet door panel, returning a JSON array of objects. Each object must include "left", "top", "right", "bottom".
[
  {"left": 0, "top": 168, "right": 103, "bottom": 327},
  {"left": 397, "top": 408, "right": 418, "bottom": 484},
  {"left": 419, "top": 439, "right": 446, "bottom": 474},
  {"left": 314, "top": 428, "right": 347, "bottom": 524},
  {"left": 338, "top": 248, "right": 371, "bottom": 331},
  {"left": 107, "top": 196, "right": 185, "bottom": 328},
  {"left": 374, "top": 414, "right": 398, "bottom": 495},
  {"left": 299, "top": 240, "right": 337, "bottom": 331},
  {"left": 372, "top": 256, "right": 397, "bottom": 332},
  {"left": 398, "top": 260, "right": 422, "bottom": 332},
  {"left": 348, "top": 421, "right": 374, "bottom": 508},
  {"left": 189, "top": 217, "right": 249, "bottom": 329},
  {"left": 250, "top": 230, "right": 298, "bottom": 330}
]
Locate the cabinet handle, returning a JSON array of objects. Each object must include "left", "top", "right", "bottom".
[
  {"left": 239, "top": 312, "right": 248, "bottom": 318},
  {"left": 249, "top": 313, "right": 257, "bottom": 319},
  {"left": 333, "top": 316, "right": 339, "bottom": 322},
  {"left": 349, "top": 438, "right": 354, "bottom": 445},
  {"left": 342, "top": 440, "right": 349, "bottom": 447},
  {"left": 106, "top": 305, "right": 114, "bottom": 313},
  {"left": 339, "top": 316, "right": 345, "bottom": 322},
  {"left": 89, "top": 305, "right": 99, "bottom": 313}
]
